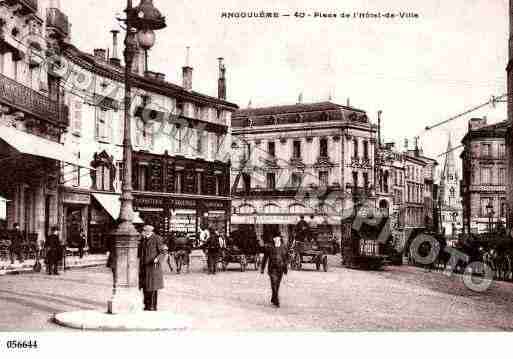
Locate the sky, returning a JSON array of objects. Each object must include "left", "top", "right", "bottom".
[{"left": 62, "top": 0, "right": 510, "bottom": 169}]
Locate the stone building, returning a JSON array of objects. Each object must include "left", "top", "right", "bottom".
[
  {"left": 230, "top": 101, "right": 377, "bottom": 244},
  {"left": 375, "top": 142, "right": 406, "bottom": 231},
  {"left": 461, "top": 118, "right": 507, "bottom": 234},
  {"left": 49, "top": 5, "right": 237, "bottom": 252},
  {"left": 0, "top": 0, "right": 88, "bottom": 246}
]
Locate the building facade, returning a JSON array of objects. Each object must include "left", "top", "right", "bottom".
[
  {"left": 461, "top": 118, "right": 507, "bottom": 234},
  {"left": 48, "top": 5, "right": 238, "bottom": 252},
  {"left": 0, "top": 0, "right": 84, "bottom": 246},
  {"left": 230, "top": 101, "right": 377, "bottom": 244}
]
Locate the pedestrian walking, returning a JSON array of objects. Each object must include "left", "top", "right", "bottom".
[
  {"left": 166, "top": 232, "right": 175, "bottom": 273},
  {"left": 9, "top": 223, "right": 25, "bottom": 264},
  {"left": 261, "top": 232, "right": 289, "bottom": 308},
  {"left": 139, "top": 225, "right": 166, "bottom": 311},
  {"left": 106, "top": 233, "right": 116, "bottom": 281},
  {"left": 78, "top": 228, "right": 86, "bottom": 259},
  {"left": 206, "top": 227, "right": 220, "bottom": 274},
  {"left": 45, "top": 226, "right": 62, "bottom": 275}
]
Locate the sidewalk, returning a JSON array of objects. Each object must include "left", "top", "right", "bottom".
[{"left": 0, "top": 254, "right": 108, "bottom": 275}]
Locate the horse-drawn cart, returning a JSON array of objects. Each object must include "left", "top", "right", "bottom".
[
  {"left": 220, "top": 246, "right": 260, "bottom": 272},
  {"left": 290, "top": 241, "right": 328, "bottom": 272}
]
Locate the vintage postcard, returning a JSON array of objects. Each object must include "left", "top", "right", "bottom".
[{"left": 0, "top": 0, "right": 511, "bottom": 357}]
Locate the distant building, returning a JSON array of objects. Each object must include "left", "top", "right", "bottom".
[
  {"left": 230, "top": 101, "right": 377, "bottom": 244},
  {"left": 438, "top": 135, "right": 463, "bottom": 237},
  {"left": 461, "top": 118, "right": 508, "bottom": 234}
]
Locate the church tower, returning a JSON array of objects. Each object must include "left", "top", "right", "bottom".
[{"left": 439, "top": 134, "right": 463, "bottom": 236}]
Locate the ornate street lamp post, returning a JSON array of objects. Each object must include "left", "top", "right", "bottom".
[{"left": 108, "top": 0, "right": 166, "bottom": 314}]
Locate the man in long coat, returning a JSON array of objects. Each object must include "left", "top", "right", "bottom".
[
  {"left": 260, "top": 232, "right": 289, "bottom": 307},
  {"left": 45, "top": 226, "right": 62, "bottom": 275},
  {"left": 139, "top": 225, "right": 166, "bottom": 311},
  {"left": 9, "top": 223, "right": 25, "bottom": 264}
]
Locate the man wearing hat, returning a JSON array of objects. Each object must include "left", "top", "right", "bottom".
[
  {"left": 260, "top": 231, "right": 289, "bottom": 308},
  {"left": 139, "top": 225, "right": 166, "bottom": 311},
  {"left": 9, "top": 223, "right": 25, "bottom": 264},
  {"left": 45, "top": 226, "right": 62, "bottom": 275}
]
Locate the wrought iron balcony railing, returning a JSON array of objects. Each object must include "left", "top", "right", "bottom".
[
  {"left": 0, "top": 72, "right": 68, "bottom": 127},
  {"left": 46, "top": 8, "right": 69, "bottom": 38},
  {"left": 5, "top": 0, "right": 38, "bottom": 15}
]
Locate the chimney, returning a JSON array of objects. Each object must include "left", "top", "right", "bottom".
[
  {"left": 218, "top": 57, "right": 226, "bottom": 100},
  {"left": 182, "top": 47, "right": 193, "bottom": 91},
  {"left": 109, "top": 30, "right": 121, "bottom": 66},
  {"left": 156, "top": 73, "right": 166, "bottom": 81},
  {"left": 93, "top": 49, "right": 107, "bottom": 61},
  {"left": 297, "top": 92, "right": 303, "bottom": 104}
]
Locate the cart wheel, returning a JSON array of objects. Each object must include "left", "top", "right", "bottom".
[{"left": 323, "top": 256, "right": 328, "bottom": 272}]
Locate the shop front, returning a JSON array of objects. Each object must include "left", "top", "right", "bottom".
[
  {"left": 0, "top": 125, "right": 90, "bottom": 248},
  {"left": 134, "top": 194, "right": 230, "bottom": 244}
]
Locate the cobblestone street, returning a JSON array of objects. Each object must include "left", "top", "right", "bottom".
[{"left": 1, "top": 256, "right": 513, "bottom": 331}]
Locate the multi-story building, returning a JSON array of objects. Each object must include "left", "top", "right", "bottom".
[
  {"left": 377, "top": 141, "right": 437, "bottom": 247},
  {"left": 230, "top": 101, "right": 377, "bottom": 244},
  {"left": 375, "top": 142, "right": 406, "bottom": 230},
  {"left": 0, "top": 0, "right": 87, "bottom": 246},
  {"left": 49, "top": 5, "right": 238, "bottom": 252},
  {"left": 403, "top": 150, "right": 430, "bottom": 229},
  {"left": 461, "top": 118, "right": 508, "bottom": 234}
]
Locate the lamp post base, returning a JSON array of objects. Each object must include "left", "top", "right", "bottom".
[
  {"left": 108, "top": 287, "right": 143, "bottom": 314},
  {"left": 108, "top": 220, "right": 142, "bottom": 314}
]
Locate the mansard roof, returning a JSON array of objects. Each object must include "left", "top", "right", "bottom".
[
  {"left": 232, "top": 101, "right": 369, "bottom": 128},
  {"left": 461, "top": 120, "right": 509, "bottom": 144},
  {"left": 60, "top": 43, "right": 238, "bottom": 111}
]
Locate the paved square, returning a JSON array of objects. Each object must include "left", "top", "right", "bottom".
[{"left": 0, "top": 257, "right": 512, "bottom": 331}]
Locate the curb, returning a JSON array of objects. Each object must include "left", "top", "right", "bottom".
[{"left": 0, "top": 260, "right": 107, "bottom": 276}]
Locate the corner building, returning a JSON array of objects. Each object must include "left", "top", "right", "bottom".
[{"left": 230, "top": 101, "right": 377, "bottom": 244}]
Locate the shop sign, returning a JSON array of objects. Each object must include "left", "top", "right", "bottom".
[
  {"left": 169, "top": 198, "right": 196, "bottom": 209},
  {"left": 63, "top": 192, "right": 90, "bottom": 205},
  {"left": 204, "top": 200, "right": 227, "bottom": 211},
  {"left": 134, "top": 196, "right": 164, "bottom": 209}
]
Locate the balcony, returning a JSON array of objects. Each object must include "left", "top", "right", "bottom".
[
  {"left": 5, "top": 0, "right": 38, "bottom": 15},
  {"left": 0, "top": 72, "right": 68, "bottom": 127},
  {"left": 46, "top": 8, "right": 69, "bottom": 38}
]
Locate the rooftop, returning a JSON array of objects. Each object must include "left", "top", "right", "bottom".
[
  {"left": 61, "top": 43, "right": 238, "bottom": 110},
  {"left": 233, "top": 101, "right": 369, "bottom": 128}
]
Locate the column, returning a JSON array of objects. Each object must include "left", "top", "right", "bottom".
[
  {"left": 281, "top": 224, "right": 290, "bottom": 247},
  {"left": 255, "top": 223, "right": 264, "bottom": 246},
  {"left": 33, "top": 182, "right": 45, "bottom": 244}
]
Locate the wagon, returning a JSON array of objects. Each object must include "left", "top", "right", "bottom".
[
  {"left": 220, "top": 245, "right": 261, "bottom": 272},
  {"left": 170, "top": 235, "right": 192, "bottom": 274},
  {"left": 290, "top": 241, "right": 328, "bottom": 272}
]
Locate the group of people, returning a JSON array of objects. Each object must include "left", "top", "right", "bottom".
[
  {"left": 1, "top": 223, "right": 63, "bottom": 275},
  {"left": 199, "top": 225, "right": 226, "bottom": 275}
]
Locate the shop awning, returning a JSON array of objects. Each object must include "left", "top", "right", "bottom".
[
  {"left": 0, "top": 125, "right": 91, "bottom": 169},
  {"left": 92, "top": 193, "right": 144, "bottom": 224}
]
